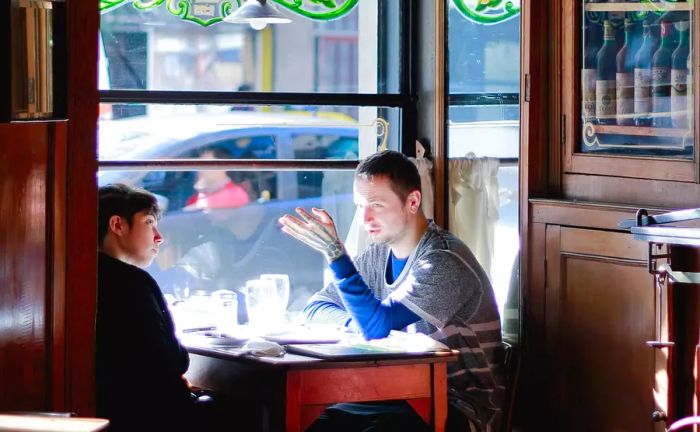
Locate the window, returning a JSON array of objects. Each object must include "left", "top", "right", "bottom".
[
  {"left": 446, "top": 0, "right": 521, "bottom": 341},
  {"left": 98, "top": 0, "right": 413, "bottom": 330}
]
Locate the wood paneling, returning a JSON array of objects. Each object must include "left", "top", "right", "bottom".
[
  {"left": 50, "top": 121, "right": 68, "bottom": 411},
  {"left": 433, "top": 0, "right": 446, "bottom": 228},
  {"left": 517, "top": 0, "right": 554, "bottom": 422},
  {"left": 546, "top": 226, "right": 655, "bottom": 431},
  {"left": 0, "top": 122, "right": 50, "bottom": 410},
  {"left": 563, "top": 174, "right": 700, "bottom": 209},
  {"left": 64, "top": 0, "right": 99, "bottom": 415}
]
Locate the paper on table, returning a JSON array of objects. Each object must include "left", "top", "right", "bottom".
[
  {"left": 344, "top": 330, "right": 450, "bottom": 353},
  {"left": 181, "top": 330, "right": 250, "bottom": 347},
  {"left": 261, "top": 324, "right": 351, "bottom": 344}
]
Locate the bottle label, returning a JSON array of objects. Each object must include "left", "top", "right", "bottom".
[
  {"left": 581, "top": 68, "right": 596, "bottom": 120},
  {"left": 596, "top": 79, "right": 616, "bottom": 119},
  {"left": 652, "top": 67, "right": 672, "bottom": 122},
  {"left": 652, "top": 67, "right": 671, "bottom": 95},
  {"left": 616, "top": 72, "right": 634, "bottom": 124},
  {"left": 671, "top": 68, "right": 688, "bottom": 128},
  {"left": 671, "top": 69, "right": 688, "bottom": 96},
  {"left": 634, "top": 68, "right": 651, "bottom": 115}
]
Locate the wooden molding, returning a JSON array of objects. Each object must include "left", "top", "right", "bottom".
[
  {"left": 433, "top": 0, "right": 446, "bottom": 228},
  {"left": 64, "top": 0, "right": 99, "bottom": 415}
]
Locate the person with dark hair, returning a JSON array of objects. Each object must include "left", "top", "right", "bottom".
[
  {"left": 184, "top": 146, "right": 251, "bottom": 211},
  {"left": 279, "top": 150, "right": 504, "bottom": 431},
  {"left": 96, "top": 183, "right": 218, "bottom": 431}
]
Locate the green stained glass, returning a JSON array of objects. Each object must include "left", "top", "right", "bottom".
[
  {"left": 100, "top": 0, "right": 359, "bottom": 26},
  {"left": 451, "top": 0, "right": 520, "bottom": 25}
]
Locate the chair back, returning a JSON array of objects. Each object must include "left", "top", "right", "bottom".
[{"left": 501, "top": 341, "right": 521, "bottom": 432}]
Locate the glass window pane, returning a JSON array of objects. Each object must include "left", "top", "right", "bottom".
[
  {"left": 579, "top": 2, "right": 695, "bottom": 158},
  {"left": 98, "top": 104, "right": 400, "bottom": 161},
  {"left": 447, "top": 2, "right": 521, "bottom": 94},
  {"left": 447, "top": 105, "right": 520, "bottom": 158},
  {"left": 99, "top": 0, "right": 401, "bottom": 93},
  {"left": 98, "top": 168, "right": 356, "bottom": 324}
]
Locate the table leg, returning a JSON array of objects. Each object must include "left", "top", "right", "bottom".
[
  {"left": 432, "top": 362, "right": 448, "bottom": 432},
  {"left": 286, "top": 370, "right": 302, "bottom": 432}
]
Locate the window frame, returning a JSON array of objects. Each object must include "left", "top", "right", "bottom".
[{"left": 98, "top": 0, "right": 418, "bottom": 175}]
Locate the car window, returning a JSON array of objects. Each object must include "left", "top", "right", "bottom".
[
  {"left": 140, "top": 135, "right": 279, "bottom": 211},
  {"left": 292, "top": 133, "right": 358, "bottom": 198}
]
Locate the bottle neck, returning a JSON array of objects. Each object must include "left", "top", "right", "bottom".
[
  {"left": 624, "top": 28, "right": 631, "bottom": 46},
  {"left": 659, "top": 22, "right": 672, "bottom": 47},
  {"left": 603, "top": 23, "right": 614, "bottom": 43}
]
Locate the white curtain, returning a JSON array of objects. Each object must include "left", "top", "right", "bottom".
[{"left": 448, "top": 155, "right": 500, "bottom": 277}]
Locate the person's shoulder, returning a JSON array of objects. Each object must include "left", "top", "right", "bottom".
[
  {"left": 98, "top": 253, "right": 158, "bottom": 287},
  {"left": 417, "top": 223, "right": 484, "bottom": 271},
  {"left": 421, "top": 222, "right": 469, "bottom": 253}
]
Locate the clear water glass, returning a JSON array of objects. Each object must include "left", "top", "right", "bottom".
[{"left": 245, "top": 278, "right": 284, "bottom": 329}]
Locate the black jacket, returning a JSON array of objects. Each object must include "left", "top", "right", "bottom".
[{"left": 96, "top": 252, "right": 192, "bottom": 431}]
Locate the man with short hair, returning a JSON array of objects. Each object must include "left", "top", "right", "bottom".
[
  {"left": 280, "top": 150, "right": 504, "bottom": 431},
  {"left": 96, "top": 184, "right": 203, "bottom": 431}
]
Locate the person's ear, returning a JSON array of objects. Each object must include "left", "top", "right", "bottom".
[
  {"left": 108, "top": 215, "right": 128, "bottom": 237},
  {"left": 407, "top": 190, "right": 422, "bottom": 214}
]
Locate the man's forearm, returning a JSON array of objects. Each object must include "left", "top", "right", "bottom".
[{"left": 330, "top": 255, "right": 420, "bottom": 339}]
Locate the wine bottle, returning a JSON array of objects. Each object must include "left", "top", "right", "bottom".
[
  {"left": 596, "top": 20, "right": 617, "bottom": 124},
  {"left": 634, "top": 21, "right": 657, "bottom": 126},
  {"left": 671, "top": 21, "right": 690, "bottom": 129},
  {"left": 652, "top": 20, "right": 673, "bottom": 128},
  {"left": 582, "top": 20, "right": 601, "bottom": 122},
  {"left": 616, "top": 19, "right": 635, "bottom": 125}
]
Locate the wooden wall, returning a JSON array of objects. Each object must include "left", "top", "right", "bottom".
[
  {"left": 0, "top": 123, "right": 54, "bottom": 410},
  {"left": 0, "top": 0, "right": 98, "bottom": 415}
]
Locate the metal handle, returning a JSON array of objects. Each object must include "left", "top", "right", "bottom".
[
  {"left": 646, "top": 269, "right": 675, "bottom": 350},
  {"left": 651, "top": 410, "right": 667, "bottom": 423}
]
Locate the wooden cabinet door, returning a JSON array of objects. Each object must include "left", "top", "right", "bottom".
[{"left": 545, "top": 226, "right": 661, "bottom": 431}]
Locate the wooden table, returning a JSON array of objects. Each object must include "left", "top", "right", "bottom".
[
  {"left": 185, "top": 345, "right": 457, "bottom": 432},
  {"left": 0, "top": 415, "right": 108, "bottom": 432}
]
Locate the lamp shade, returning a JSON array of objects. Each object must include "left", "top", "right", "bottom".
[{"left": 223, "top": 0, "right": 291, "bottom": 29}]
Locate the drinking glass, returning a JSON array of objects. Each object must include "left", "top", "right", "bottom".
[
  {"left": 211, "top": 289, "right": 238, "bottom": 333},
  {"left": 245, "top": 278, "right": 279, "bottom": 329},
  {"left": 259, "top": 273, "right": 290, "bottom": 320}
]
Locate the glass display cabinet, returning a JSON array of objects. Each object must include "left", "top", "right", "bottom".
[{"left": 562, "top": 1, "right": 698, "bottom": 182}]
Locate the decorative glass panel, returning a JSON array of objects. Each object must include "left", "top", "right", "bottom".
[{"left": 580, "top": 1, "right": 695, "bottom": 158}]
